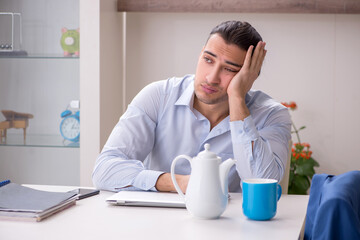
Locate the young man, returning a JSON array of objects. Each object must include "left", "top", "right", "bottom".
[{"left": 92, "top": 21, "right": 291, "bottom": 193}]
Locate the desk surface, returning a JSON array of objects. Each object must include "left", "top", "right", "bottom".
[{"left": 0, "top": 185, "right": 309, "bottom": 240}]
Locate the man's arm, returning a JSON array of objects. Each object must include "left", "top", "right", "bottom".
[
  {"left": 92, "top": 108, "right": 163, "bottom": 192},
  {"left": 92, "top": 82, "right": 164, "bottom": 192},
  {"left": 230, "top": 110, "right": 291, "bottom": 181},
  {"left": 227, "top": 41, "right": 291, "bottom": 181},
  {"left": 92, "top": 80, "right": 190, "bottom": 192},
  {"left": 155, "top": 173, "right": 189, "bottom": 193}
]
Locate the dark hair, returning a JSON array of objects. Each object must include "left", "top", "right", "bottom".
[{"left": 208, "top": 21, "right": 262, "bottom": 51}]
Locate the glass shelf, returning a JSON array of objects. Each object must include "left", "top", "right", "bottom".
[
  {"left": 0, "top": 54, "right": 79, "bottom": 59},
  {"left": 0, "top": 134, "right": 79, "bottom": 148}
]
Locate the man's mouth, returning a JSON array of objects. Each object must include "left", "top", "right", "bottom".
[{"left": 201, "top": 84, "right": 217, "bottom": 94}]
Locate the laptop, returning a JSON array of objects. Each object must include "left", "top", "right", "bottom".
[{"left": 106, "top": 191, "right": 186, "bottom": 208}]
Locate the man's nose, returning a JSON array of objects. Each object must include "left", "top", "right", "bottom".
[{"left": 206, "top": 66, "right": 221, "bottom": 85}]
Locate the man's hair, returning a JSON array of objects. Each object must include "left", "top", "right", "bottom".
[{"left": 208, "top": 21, "right": 262, "bottom": 51}]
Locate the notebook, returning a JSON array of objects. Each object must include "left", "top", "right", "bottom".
[
  {"left": 0, "top": 183, "right": 77, "bottom": 221},
  {"left": 106, "top": 191, "right": 186, "bottom": 208}
]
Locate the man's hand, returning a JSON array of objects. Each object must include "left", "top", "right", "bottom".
[
  {"left": 227, "top": 41, "right": 267, "bottom": 100},
  {"left": 228, "top": 41, "right": 267, "bottom": 121},
  {"left": 155, "top": 173, "right": 189, "bottom": 193}
]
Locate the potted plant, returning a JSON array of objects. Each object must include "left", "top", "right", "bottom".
[{"left": 282, "top": 102, "right": 320, "bottom": 195}]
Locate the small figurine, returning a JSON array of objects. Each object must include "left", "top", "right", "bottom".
[
  {"left": 0, "top": 110, "right": 33, "bottom": 144},
  {"left": 60, "top": 28, "right": 80, "bottom": 56}
]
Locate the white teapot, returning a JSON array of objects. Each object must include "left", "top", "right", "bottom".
[{"left": 171, "top": 143, "right": 236, "bottom": 219}]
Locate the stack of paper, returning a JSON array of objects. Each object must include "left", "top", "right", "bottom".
[{"left": 0, "top": 183, "right": 77, "bottom": 222}]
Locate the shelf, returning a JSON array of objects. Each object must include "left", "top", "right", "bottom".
[
  {"left": 0, "top": 54, "right": 79, "bottom": 59},
  {"left": 117, "top": 0, "right": 360, "bottom": 13},
  {"left": 0, "top": 134, "right": 80, "bottom": 148}
]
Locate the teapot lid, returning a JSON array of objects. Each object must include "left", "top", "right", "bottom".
[{"left": 197, "top": 143, "right": 219, "bottom": 160}]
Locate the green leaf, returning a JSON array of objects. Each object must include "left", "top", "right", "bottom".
[
  {"left": 296, "top": 162, "right": 316, "bottom": 178},
  {"left": 305, "top": 157, "right": 318, "bottom": 167},
  {"left": 291, "top": 175, "right": 310, "bottom": 194},
  {"left": 289, "top": 170, "right": 294, "bottom": 183},
  {"left": 308, "top": 157, "right": 320, "bottom": 167},
  {"left": 298, "top": 126, "right": 306, "bottom": 130},
  {"left": 297, "top": 157, "right": 305, "bottom": 164},
  {"left": 288, "top": 185, "right": 307, "bottom": 195}
]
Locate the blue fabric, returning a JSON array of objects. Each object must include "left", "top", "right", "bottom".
[{"left": 304, "top": 170, "right": 360, "bottom": 240}]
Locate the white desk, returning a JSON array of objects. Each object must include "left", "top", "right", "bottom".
[{"left": 0, "top": 185, "right": 309, "bottom": 240}]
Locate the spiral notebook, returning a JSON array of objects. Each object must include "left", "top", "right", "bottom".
[{"left": 106, "top": 191, "right": 186, "bottom": 208}]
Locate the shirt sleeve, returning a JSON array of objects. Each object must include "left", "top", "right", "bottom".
[
  {"left": 230, "top": 108, "right": 291, "bottom": 183},
  {"left": 92, "top": 82, "right": 165, "bottom": 192}
]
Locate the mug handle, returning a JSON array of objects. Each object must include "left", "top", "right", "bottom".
[
  {"left": 170, "top": 155, "right": 192, "bottom": 199},
  {"left": 277, "top": 184, "right": 282, "bottom": 201}
]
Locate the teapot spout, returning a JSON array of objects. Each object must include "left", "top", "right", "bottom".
[{"left": 219, "top": 158, "right": 236, "bottom": 196}]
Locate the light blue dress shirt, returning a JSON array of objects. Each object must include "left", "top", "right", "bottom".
[{"left": 92, "top": 75, "right": 291, "bottom": 192}]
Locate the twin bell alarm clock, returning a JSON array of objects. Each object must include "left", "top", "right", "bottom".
[{"left": 60, "top": 101, "right": 80, "bottom": 142}]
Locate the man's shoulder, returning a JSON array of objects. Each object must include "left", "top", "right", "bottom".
[
  {"left": 139, "top": 75, "right": 193, "bottom": 97},
  {"left": 247, "top": 90, "right": 286, "bottom": 111},
  {"left": 247, "top": 90, "right": 290, "bottom": 125},
  {"left": 160, "top": 74, "right": 194, "bottom": 94}
]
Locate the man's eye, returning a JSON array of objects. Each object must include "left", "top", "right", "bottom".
[
  {"left": 203, "top": 56, "right": 212, "bottom": 63},
  {"left": 225, "top": 67, "right": 238, "bottom": 73}
]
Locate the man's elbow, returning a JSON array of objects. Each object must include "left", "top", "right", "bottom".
[{"left": 92, "top": 167, "right": 105, "bottom": 190}]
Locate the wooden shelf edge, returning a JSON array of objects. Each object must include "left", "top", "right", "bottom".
[{"left": 118, "top": 0, "right": 360, "bottom": 14}]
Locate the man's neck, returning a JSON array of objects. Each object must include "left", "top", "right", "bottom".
[{"left": 193, "top": 97, "right": 229, "bottom": 130}]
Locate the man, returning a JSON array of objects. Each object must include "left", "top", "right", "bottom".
[{"left": 92, "top": 21, "right": 291, "bottom": 193}]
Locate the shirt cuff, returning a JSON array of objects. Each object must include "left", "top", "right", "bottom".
[
  {"left": 132, "top": 170, "right": 164, "bottom": 191},
  {"left": 230, "top": 115, "right": 260, "bottom": 143}
]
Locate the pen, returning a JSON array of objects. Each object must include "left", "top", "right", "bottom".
[{"left": 0, "top": 180, "right": 11, "bottom": 187}]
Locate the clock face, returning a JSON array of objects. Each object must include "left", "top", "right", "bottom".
[{"left": 60, "top": 116, "right": 80, "bottom": 141}]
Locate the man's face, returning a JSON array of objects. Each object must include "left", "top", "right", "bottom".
[{"left": 194, "top": 34, "right": 247, "bottom": 105}]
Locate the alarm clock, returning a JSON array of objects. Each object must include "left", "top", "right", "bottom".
[{"left": 60, "top": 109, "right": 80, "bottom": 142}]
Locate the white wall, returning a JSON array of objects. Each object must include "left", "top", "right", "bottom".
[{"left": 124, "top": 13, "right": 360, "bottom": 176}]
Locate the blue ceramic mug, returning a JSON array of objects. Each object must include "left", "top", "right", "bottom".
[{"left": 242, "top": 178, "right": 282, "bottom": 221}]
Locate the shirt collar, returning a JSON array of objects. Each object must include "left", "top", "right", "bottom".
[{"left": 175, "top": 81, "right": 195, "bottom": 108}]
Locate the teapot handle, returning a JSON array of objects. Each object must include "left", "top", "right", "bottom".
[{"left": 170, "top": 155, "right": 192, "bottom": 199}]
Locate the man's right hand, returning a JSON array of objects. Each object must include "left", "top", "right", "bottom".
[{"left": 155, "top": 173, "right": 189, "bottom": 193}]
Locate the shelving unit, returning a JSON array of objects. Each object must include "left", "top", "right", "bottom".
[
  {"left": 0, "top": 0, "right": 124, "bottom": 187},
  {"left": 0, "top": 0, "right": 80, "bottom": 185}
]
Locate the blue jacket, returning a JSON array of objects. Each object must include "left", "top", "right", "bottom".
[{"left": 304, "top": 170, "right": 360, "bottom": 240}]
